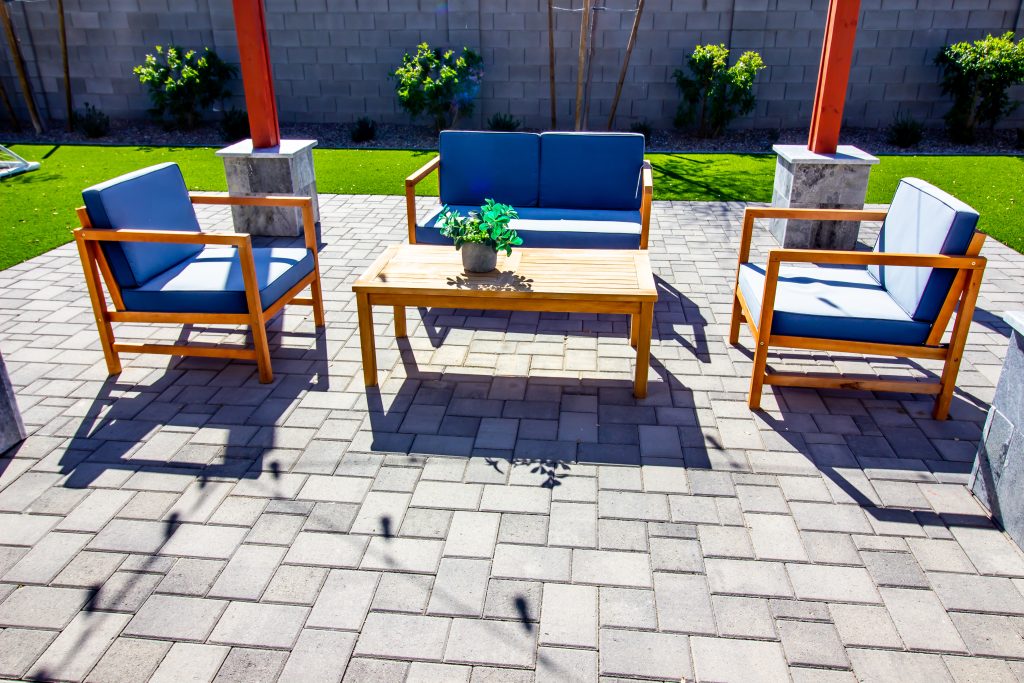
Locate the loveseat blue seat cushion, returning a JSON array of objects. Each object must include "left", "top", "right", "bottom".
[
  {"left": 82, "top": 162, "right": 203, "bottom": 289},
  {"left": 738, "top": 263, "right": 932, "bottom": 346},
  {"left": 868, "top": 177, "right": 979, "bottom": 322},
  {"left": 418, "top": 206, "right": 643, "bottom": 249},
  {"left": 439, "top": 131, "right": 540, "bottom": 207},
  {"left": 539, "top": 133, "right": 644, "bottom": 211},
  {"left": 120, "top": 246, "right": 315, "bottom": 314}
]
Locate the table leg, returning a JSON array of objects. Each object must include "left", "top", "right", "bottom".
[
  {"left": 633, "top": 302, "right": 653, "bottom": 399},
  {"left": 629, "top": 313, "right": 639, "bottom": 348},
  {"left": 394, "top": 306, "right": 407, "bottom": 338},
  {"left": 356, "top": 292, "right": 378, "bottom": 386}
]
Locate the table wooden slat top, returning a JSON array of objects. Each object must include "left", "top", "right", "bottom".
[{"left": 353, "top": 245, "right": 658, "bottom": 302}]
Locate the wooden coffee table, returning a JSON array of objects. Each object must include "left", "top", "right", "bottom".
[{"left": 352, "top": 245, "right": 658, "bottom": 398}]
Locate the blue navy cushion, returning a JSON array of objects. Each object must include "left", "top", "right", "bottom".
[
  {"left": 539, "top": 133, "right": 645, "bottom": 211},
  {"left": 868, "top": 177, "right": 979, "bottom": 322},
  {"left": 418, "top": 206, "right": 642, "bottom": 249},
  {"left": 439, "top": 131, "right": 540, "bottom": 207},
  {"left": 739, "top": 263, "right": 932, "bottom": 346},
  {"left": 121, "top": 246, "right": 314, "bottom": 314},
  {"left": 82, "top": 162, "right": 203, "bottom": 289}
]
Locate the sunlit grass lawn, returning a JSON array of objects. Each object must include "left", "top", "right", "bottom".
[{"left": 1, "top": 143, "right": 1021, "bottom": 270}]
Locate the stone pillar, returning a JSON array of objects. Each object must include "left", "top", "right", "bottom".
[
  {"left": 971, "top": 311, "right": 1024, "bottom": 548},
  {"left": 0, "top": 351, "right": 26, "bottom": 455},
  {"left": 770, "top": 144, "right": 879, "bottom": 250},
  {"left": 216, "top": 139, "right": 319, "bottom": 237}
]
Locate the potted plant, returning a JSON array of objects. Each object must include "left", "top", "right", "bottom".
[{"left": 437, "top": 199, "right": 522, "bottom": 273}]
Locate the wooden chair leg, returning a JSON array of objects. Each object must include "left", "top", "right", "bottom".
[
  {"left": 748, "top": 340, "right": 770, "bottom": 409},
  {"left": 311, "top": 277, "right": 326, "bottom": 328},
  {"left": 729, "top": 290, "right": 742, "bottom": 345},
  {"left": 932, "top": 268, "right": 984, "bottom": 420},
  {"left": 250, "top": 312, "right": 273, "bottom": 383},
  {"left": 76, "top": 237, "right": 121, "bottom": 376}
]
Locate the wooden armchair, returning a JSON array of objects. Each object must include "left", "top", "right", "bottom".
[
  {"left": 730, "top": 178, "right": 986, "bottom": 420},
  {"left": 75, "top": 163, "right": 324, "bottom": 384}
]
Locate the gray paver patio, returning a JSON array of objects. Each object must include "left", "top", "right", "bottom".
[{"left": 0, "top": 194, "right": 1023, "bottom": 681}]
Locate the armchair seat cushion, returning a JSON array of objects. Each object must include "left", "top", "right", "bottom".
[
  {"left": 121, "top": 246, "right": 314, "bottom": 314},
  {"left": 417, "top": 206, "right": 642, "bottom": 249},
  {"left": 738, "top": 263, "right": 932, "bottom": 346}
]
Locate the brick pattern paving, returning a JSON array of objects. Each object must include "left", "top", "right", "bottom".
[{"left": 0, "top": 195, "right": 1021, "bottom": 682}]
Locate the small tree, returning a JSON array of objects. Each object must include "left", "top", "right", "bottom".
[
  {"left": 393, "top": 43, "right": 483, "bottom": 131},
  {"left": 936, "top": 32, "right": 1024, "bottom": 143},
  {"left": 673, "top": 44, "right": 765, "bottom": 138},
  {"left": 134, "top": 46, "right": 237, "bottom": 130}
]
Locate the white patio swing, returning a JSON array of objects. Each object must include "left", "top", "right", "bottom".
[{"left": 0, "top": 144, "right": 39, "bottom": 179}]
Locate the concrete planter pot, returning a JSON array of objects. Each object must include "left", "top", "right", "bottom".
[
  {"left": 461, "top": 243, "right": 498, "bottom": 273},
  {"left": 971, "top": 311, "right": 1024, "bottom": 548},
  {"left": 0, "top": 350, "right": 25, "bottom": 455}
]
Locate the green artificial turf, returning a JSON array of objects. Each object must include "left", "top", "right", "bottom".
[{"left": 1, "top": 143, "right": 1021, "bottom": 271}]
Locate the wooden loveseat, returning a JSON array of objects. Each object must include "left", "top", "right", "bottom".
[{"left": 405, "top": 131, "right": 653, "bottom": 250}]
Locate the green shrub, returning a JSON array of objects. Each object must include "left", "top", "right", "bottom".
[
  {"left": 437, "top": 199, "right": 522, "bottom": 255},
  {"left": 936, "top": 32, "right": 1024, "bottom": 143},
  {"left": 393, "top": 42, "right": 483, "bottom": 131},
  {"left": 134, "top": 46, "right": 237, "bottom": 130},
  {"left": 887, "top": 111, "right": 924, "bottom": 148},
  {"left": 629, "top": 120, "right": 653, "bottom": 143},
  {"left": 487, "top": 112, "right": 521, "bottom": 131},
  {"left": 673, "top": 44, "right": 765, "bottom": 138},
  {"left": 351, "top": 117, "right": 377, "bottom": 143},
  {"left": 219, "top": 108, "right": 249, "bottom": 142},
  {"left": 73, "top": 102, "right": 110, "bottom": 138}
]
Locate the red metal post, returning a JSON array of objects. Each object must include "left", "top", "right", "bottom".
[
  {"left": 231, "top": 0, "right": 281, "bottom": 148},
  {"left": 807, "top": 0, "right": 861, "bottom": 154}
]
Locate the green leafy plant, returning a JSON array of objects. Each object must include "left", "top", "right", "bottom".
[
  {"left": 887, "top": 111, "right": 924, "bottom": 148},
  {"left": 936, "top": 32, "right": 1024, "bottom": 143},
  {"left": 629, "top": 120, "right": 653, "bottom": 142},
  {"left": 219, "top": 108, "right": 250, "bottom": 141},
  {"left": 673, "top": 44, "right": 766, "bottom": 138},
  {"left": 437, "top": 199, "right": 522, "bottom": 255},
  {"left": 487, "top": 112, "right": 521, "bottom": 131},
  {"left": 73, "top": 102, "right": 109, "bottom": 138},
  {"left": 133, "top": 46, "right": 237, "bottom": 130},
  {"left": 393, "top": 42, "right": 483, "bottom": 131},
  {"left": 351, "top": 116, "right": 377, "bottom": 143}
]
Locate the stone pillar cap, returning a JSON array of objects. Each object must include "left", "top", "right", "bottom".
[
  {"left": 773, "top": 144, "right": 879, "bottom": 166},
  {"left": 216, "top": 139, "right": 318, "bottom": 158}
]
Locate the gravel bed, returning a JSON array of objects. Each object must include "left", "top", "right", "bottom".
[{"left": 1, "top": 119, "right": 1020, "bottom": 155}]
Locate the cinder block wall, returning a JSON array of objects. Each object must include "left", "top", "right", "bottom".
[{"left": 1, "top": 0, "right": 1022, "bottom": 133}]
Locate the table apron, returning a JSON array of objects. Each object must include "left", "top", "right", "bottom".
[{"left": 365, "top": 293, "right": 648, "bottom": 315}]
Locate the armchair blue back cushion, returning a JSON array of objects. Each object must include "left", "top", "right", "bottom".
[
  {"left": 539, "top": 133, "right": 644, "bottom": 211},
  {"left": 868, "top": 177, "right": 979, "bottom": 322},
  {"left": 82, "top": 162, "right": 203, "bottom": 289},
  {"left": 439, "top": 131, "right": 540, "bottom": 207}
]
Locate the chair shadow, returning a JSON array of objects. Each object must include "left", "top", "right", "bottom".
[{"left": 49, "top": 314, "right": 330, "bottom": 488}]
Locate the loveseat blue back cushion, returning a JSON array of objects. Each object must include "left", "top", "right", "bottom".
[
  {"left": 868, "top": 177, "right": 979, "bottom": 322},
  {"left": 439, "top": 131, "right": 540, "bottom": 207},
  {"left": 82, "top": 162, "right": 202, "bottom": 289},
  {"left": 539, "top": 133, "right": 644, "bottom": 211}
]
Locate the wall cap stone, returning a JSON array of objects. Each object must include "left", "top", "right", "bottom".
[
  {"left": 216, "top": 139, "right": 319, "bottom": 158},
  {"left": 773, "top": 144, "right": 880, "bottom": 165}
]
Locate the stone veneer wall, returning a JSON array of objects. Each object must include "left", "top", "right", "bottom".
[{"left": 2, "top": 0, "right": 1023, "bottom": 132}]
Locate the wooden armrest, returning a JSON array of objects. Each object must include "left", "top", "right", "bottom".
[
  {"left": 405, "top": 156, "right": 440, "bottom": 187},
  {"left": 639, "top": 160, "right": 653, "bottom": 250},
  {"left": 189, "top": 193, "right": 318, "bottom": 251},
  {"left": 736, "top": 206, "right": 888, "bottom": 266},
  {"left": 642, "top": 160, "right": 653, "bottom": 190},
  {"left": 743, "top": 207, "right": 888, "bottom": 222},
  {"left": 768, "top": 248, "right": 986, "bottom": 270},
  {"left": 76, "top": 227, "right": 250, "bottom": 247},
  {"left": 189, "top": 192, "right": 313, "bottom": 208}
]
